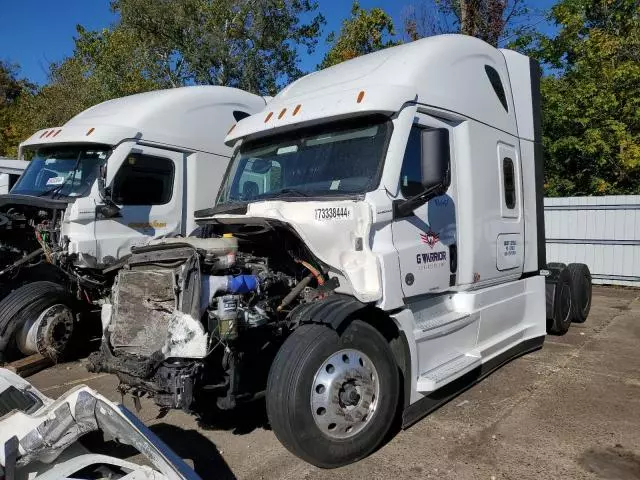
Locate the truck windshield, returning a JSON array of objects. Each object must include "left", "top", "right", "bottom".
[
  {"left": 12, "top": 145, "right": 110, "bottom": 198},
  {"left": 217, "top": 115, "right": 392, "bottom": 204}
]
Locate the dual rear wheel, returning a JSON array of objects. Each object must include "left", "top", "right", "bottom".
[{"left": 546, "top": 262, "right": 592, "bottom": 335}]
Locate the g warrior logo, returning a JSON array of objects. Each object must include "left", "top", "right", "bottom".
[
  {"left": 420, "top": 230, "right": 440, "bottom": 249},
  {"left": 416, "top": 251, "right": 447, "bottom": 270}
]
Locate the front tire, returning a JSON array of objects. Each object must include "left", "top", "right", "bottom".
[
  {"left": 266, "top": 320, "right": 399, "bottom": 468},
  {"left": 0, "top": 281, "right": 76, "bottom": 362}
]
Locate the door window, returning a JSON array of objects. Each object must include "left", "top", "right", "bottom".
[
  {"left": 111, "top": 153, "right": 175, "bottom": 205},
  {"left": 399, "top": 126, "right": 423, "bottom": 198}
]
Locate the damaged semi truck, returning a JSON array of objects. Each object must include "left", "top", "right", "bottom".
[
  {"left": 0, "top": 86, "right": 267, "bottom": 362},
  {"left": 90, "top": 35, "right": 591, "bottom": 467}
]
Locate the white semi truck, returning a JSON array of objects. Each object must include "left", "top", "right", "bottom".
[
  {"left": 91, "top": 35, "right": 591, "bottom": 467},
  {"left": 0, "top": 158, "right": 27, "bottom": 194},
  {"left": 0, "top": 86, "right": 267, "bottom": 362}
]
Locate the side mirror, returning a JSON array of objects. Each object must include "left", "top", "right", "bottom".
[
  {"left": 421, "top": 129, "right": 451, "bottom": 190},
  {"left": 96, "top": 163, "right": 120, "bottom": 218},
  {"left": 394, "top": 128, "right": 451, "bottom": 218},
  {"left": 96, "top": 203, "right": 121, "bottom": 218}
]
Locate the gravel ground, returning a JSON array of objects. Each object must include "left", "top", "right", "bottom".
[{"left": 28, "top": 286, "right": 640, "bottom": 479}]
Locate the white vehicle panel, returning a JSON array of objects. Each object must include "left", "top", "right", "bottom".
[{"left": 216, "top": 199, "right": 381, "bottom": 302}]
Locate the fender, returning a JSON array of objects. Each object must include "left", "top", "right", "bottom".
[
  {"left": 288, "top": 294, "right": 368, "bottom": 332},
  {"left": 289, "top": 294, "right": 413, "bottom": 408}
]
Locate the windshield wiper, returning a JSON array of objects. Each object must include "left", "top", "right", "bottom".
[
  {"left": 37, "top": 187, "right": 67, "bottom": 198},
  {"left": 262, "top": 188, "right": 312, "bottom": 198}
]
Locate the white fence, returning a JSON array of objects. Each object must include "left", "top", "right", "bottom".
[{"left": 545, "top": 196, "right": 640, "bottom": 287}]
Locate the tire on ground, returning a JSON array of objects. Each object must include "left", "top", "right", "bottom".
[
  {"left": 0, "top": 281, "right": 76, "bottom": 362},
  {"left": 567, "top": 263, "right": 592, "bottom": 323},
  {"left": 266, "top": 320, "right": 399, "bottom": 468},
  {"left": 547, "top": 268, "right": 573, "bottom": 335}
]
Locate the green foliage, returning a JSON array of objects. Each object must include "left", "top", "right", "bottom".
[
  {"left": 0, "top": 26, "right": 163, "bottom": 157},
  {"left": 320, "top": 1, "right": 397, "bottom": 69},
  {"left": 403, "top": 1, "right": 532, "bottom": 47},
  {"left": 0, "top": 0, "right": 325, "bottom": 155},
  {"left": 113, "top": 0, "right": 325, "bottom": 95},
  {"left": 531, "top": 0, "right": 640, "bottom": 195},
  {"left": 0, "top": 62, "right": 35, "bottom": 157}
]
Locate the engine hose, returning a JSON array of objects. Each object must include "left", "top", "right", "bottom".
[
  {"left": 277, "top": 273, "right": 314, "bottom": 312},
  {"left": 0, "top": 248, "right": 44, "bottom": 277},
  {"left": 296, "top": 259, "right": 325, "bottom": 286}
]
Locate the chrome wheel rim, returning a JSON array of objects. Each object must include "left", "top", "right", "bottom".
[{"left": 310, "top": 349, "right": 380, "bottom": 439}]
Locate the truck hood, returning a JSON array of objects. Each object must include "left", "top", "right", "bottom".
[
  {"left": 0, "top": 368, "right": 200, "bottom": 479},
  {"left": 202, "top": 199, "right": 382, "bottom": 303},
  {"left": 0, "top": 194, "right": 70, "bottom": 210}
]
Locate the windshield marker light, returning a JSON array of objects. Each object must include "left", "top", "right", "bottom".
[
  {"left": 264, "top": 112, "right": 274, "bottom": 123},
  {"left": 293, "top": 104, "right": 302, "bottom": 116},
  {"left": 53, "top": 129, "right": 62, "bottom": 137},
  {"left": 86, "top": 127, "right": 95, "bottom": 136},
  {"left": 45, "top": 130, "right": 55, "bottom": 138},
  {"left": 357, "top": 91, "right": 366, "bottom": 103},
  {"left": 39, "top": 131, "right": 48, "bottom": 138},
  {"left": 278, "top": 108, "right": 287, "bottom": 119},
  {"left": 227, "top": 124, "right": 236, "bottom": 135}
]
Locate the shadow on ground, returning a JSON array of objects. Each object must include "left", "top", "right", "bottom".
[
  {"left": 579, "top": 445, "right": 640, "bottom": 480},
  {"left": 196, "top": 398, "right": 271, "bottom": 435},
  {"left": 79, "top": 424, "right": 237, "bottom": 479},
  {"left": 151, "top": 423, "right": 237, "bottom": 479}
]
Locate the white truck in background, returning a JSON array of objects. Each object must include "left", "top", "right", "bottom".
[
  {"left": 0, "top": 86, "right": 267, "bottom": 362},
  {"left": 0, "top": 158, "right": 27, "bottom": 194},
  {"left": 91, "top": 35, "right": 592, "bottom": 467}
]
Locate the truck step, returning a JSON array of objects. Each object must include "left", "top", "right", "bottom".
[{"left": 417, "top": 353, "right": 481, "bottom": 393}]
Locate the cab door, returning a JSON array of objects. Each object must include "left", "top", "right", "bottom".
[
  {"left": 391, "top": 118, "right": 457, "bottom": 298},
  {"left": 94, "top": 145, "right": 184, "bottom": 264}
]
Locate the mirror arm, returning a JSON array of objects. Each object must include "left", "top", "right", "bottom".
[
  {"left": 96, "top": 176, "right": 121, "bottom": 218},
  {"left": 393, "top": 183, "right": 447, "bottom": 219}
]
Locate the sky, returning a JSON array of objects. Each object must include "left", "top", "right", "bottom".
[{"left": 0, "top": 0, "right": 558, "bottom": 86}]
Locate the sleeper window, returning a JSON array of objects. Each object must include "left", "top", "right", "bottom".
[
  {"left": 112, "top": 154, "right": 174, "bottom": 205},
  {"left": 502, "top": 157, "right": 516, "bottom": 209},
  {"left": 400, "top": 126, "right": 423, "bottom": 198},
  {"left": 485, "top": 65, "right": 509, "bottom": 112}
]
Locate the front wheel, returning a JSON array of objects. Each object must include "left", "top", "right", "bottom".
[
  {"left": 0, "top": 281, "right": 76, "bottom": 362},
  {"left": 266, "top": 320, "right": 399, "bottom": 468}
]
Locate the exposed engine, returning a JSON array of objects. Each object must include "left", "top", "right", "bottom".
[
  {"left": 89, "top": 229, "right": 333, "bottom": 413},
  {"left": 0, "top": 198, "right": 65, "bottom": 296}
]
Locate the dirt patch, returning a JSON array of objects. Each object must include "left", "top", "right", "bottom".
[{"left": 579, "top": 445, "right": 640, "bottom": 480}]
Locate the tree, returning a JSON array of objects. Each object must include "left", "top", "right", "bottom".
[
  {"left": 112, "top": 0, "right": 325, "bottom": 95},
  {"left": 0, "top": 26, "right": 164, "bottom": 157},
  {"left": 0, "top": 62, "right": 35, "bottom": 156},
  {"left": 533, "top": 0, "right": 640, "bottom": 195},
  {"left": 403, "top": 0, "right": 532, "bottom": 46},
  {"left": 320, "top": 1, "right": 397, "bottom": 69}
]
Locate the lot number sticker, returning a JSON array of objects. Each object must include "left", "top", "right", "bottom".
[{"left": 314, "top": 206, "right": 353, "bottom": 221}]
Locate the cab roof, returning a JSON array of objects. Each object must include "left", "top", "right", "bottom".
[
  {"left": 22, "top": 86, "right": 268, "bottom": 156},
  {"left": 227, "top": 34, "right": 520, "bottom": 144}
]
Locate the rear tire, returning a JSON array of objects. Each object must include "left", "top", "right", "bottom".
[
  {"left": 266, "top": 320, "right": 399, "bottom": 468},
  {"left": 567, "top": 263, "right": 592, "bottom": 323},
  {"left": 547, "top": 268, "right": 573, "bottom": 335},
  {"left": 546, "top": 262, "right": 566, "bottom": 271},
  {"left": 0, "top": 281, "right": 76, "bottom": 362}
]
